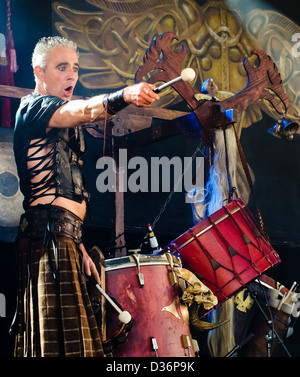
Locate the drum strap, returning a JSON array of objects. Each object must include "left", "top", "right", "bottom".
[{"left": 231, "top": 124, "right": 266, "bottom": 234}]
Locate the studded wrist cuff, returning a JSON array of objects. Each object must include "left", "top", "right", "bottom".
[{"left": 102, "top": 89, "right": 128, "bottom": 115}]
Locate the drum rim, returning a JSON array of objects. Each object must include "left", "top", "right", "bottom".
[
  {"left": 105, "top": 253, "right": 181, "bottom": 271},
  {"left": 173, "top": 204, "right": 244, "bottom": 251}
]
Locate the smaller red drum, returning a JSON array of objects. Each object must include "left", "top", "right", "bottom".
[
  {"left": 104, "top": 254, "right": 195, "bottom": 357},
  {"left": 161, "top": 198, "right": 281, "bottom": 308}
]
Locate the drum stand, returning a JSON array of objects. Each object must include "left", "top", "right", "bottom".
[
  {"left": 225, "top": 333, "right": 254, "bottom": 357},
  {"left": 246, "top": 285, "right": 292, "bottom": 358}
]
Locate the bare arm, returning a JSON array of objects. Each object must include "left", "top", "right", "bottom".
[{"left": 48, "top": 83, "right": 159, "bottom": 129}]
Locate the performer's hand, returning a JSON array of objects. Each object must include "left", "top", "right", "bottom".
[
  {"left": 123, "top": 82, "right": 160, "bottom": 107},
  {"left": 79, "top": 243, "right": 101, "bottom": 285}
]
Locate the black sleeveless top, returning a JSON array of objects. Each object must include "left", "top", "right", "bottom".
[{"left": 14, "top": 93, "right": 89, "bottom": 210}]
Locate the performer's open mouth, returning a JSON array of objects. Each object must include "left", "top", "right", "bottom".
[{"left": 64, "top": 85, "right": 73, "bottom": 97}]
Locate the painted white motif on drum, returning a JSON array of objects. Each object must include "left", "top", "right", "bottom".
[{"left": 124, "top": 284, "right": 137, "bottom": 306}]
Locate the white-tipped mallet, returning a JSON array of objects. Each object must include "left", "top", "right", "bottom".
[
  {"left": 89, "top": 275, "right": 132, "bottom": 324},
  {"left": 153, "top": 68, "right": 196, "bottom": 93}
]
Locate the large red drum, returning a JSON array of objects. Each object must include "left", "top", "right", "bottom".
[
  {"left": 104, "top": 254, "right": 195, "bottom": 357},
  {"left": 161, "top": 198, "right": 281, "bottom": 308}
]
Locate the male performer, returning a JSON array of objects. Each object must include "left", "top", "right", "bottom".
[{"left": 12, "top": 36, "right": 159, "bottom": 357}]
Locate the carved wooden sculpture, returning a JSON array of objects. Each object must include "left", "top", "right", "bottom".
[{"left": 135, "top": 32, "right": 290, "bottom": 147}]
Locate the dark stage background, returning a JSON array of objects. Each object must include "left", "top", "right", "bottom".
[{"left": 0, "top": 0, "right": 299, "bottom": 357}]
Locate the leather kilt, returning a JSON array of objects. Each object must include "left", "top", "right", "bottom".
[{"left": 13, "top": 205, "right": 104, "bottom": 357}]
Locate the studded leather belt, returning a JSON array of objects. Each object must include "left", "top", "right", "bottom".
[{"left": 18, "top": 204, "right": 83, "bottom": 244}]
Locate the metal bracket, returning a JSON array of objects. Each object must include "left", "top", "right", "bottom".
[{"left": 132, "top": 254, "right": 144, "bottom": 287}]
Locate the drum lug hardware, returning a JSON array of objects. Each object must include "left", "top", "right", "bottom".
[
  {"left": 132, "top": 254, "right": 144, "bottom": 287},
  {"left": 177, "top": 256, "right": 183, "bottom": 268},
  {"left": 150, "top": 337, "right": 159, "bottom": 357},
  {"left": 182, "top": 334, "right": 192, "bottom": 356},
  {"left": 169, "top": 271, "right": 177, "bottom": 286},
  {"left": 166, "top": 252, "right": 178, "bottom": 286},
  {"left": 192, "top": 339, "right": 200, "bottom": 357},
  {"left": 137, "top": 272, "right": 144, "bottom": 287}
]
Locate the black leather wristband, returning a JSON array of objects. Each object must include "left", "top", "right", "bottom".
[{"left": 102, "top": 89, "right": 128, "bottom": 115}]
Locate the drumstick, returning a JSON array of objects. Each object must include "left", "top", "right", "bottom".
[
  {"left": 278, "top": 281, "right": 297, "bottom": 309},
  {"left": 153, "top": 68, "right": 195, "bottom": 93},
  {"left": 88, "top": 274, "right": 132, "bottom": 324},
  {"left": 285, "top": 281, "right": 297, "bottom": 305},
  {"left": 277, "top": 293, "right": 287, "bottom": 311}
]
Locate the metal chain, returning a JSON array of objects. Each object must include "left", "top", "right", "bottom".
[{"left": 151, "top": 142, "right": 206, "bottom": 230}]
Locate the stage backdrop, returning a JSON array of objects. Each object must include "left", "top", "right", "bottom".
[{"left": 1, "top": 0, "right": 300, "bottom": 358}]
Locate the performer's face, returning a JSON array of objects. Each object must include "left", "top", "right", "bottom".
[{"left": 36, "top": 46, "right": 79, "bottom": 101}]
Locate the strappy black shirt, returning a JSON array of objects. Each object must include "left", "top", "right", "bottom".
[{"left": 14, "top": 93, "right": 89, "bottom": 210}]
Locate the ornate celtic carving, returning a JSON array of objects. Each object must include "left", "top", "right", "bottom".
[{"left": 53, "top": 0, "right": 299, "bottom": 120}]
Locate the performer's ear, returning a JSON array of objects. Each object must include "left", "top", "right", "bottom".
[{"left": 34, "top": 65, "right": 44, "bottom": 81}]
